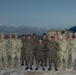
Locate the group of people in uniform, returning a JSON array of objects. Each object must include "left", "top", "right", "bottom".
[{"left": 0, "top": 32, "right": 76, "bottom": 72}]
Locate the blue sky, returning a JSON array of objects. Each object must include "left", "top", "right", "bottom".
[{"left": 0, "top": 0, "right": 76, "bottom": 29}]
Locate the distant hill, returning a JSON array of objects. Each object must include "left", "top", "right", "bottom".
[
  {"left": 0, "top": 24, "right": 76, "bottom": 36},
  {"left": 0, "top": 24, "right": 48, "bottom": 36},
  {"left": 68, "top": 26, "right": 76, "bottom": 33}
]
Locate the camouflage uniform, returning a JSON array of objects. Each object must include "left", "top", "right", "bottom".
[
  {"left": 11, "top": 39, "right": 22, "bottom": 68},
  {"left": 47, "top": 41, "right": 59, "bottom": 70},
  {"left": 42, "top": 39, "right": 49, "bottom": 66},
  {"left": 24, "top": 39, "right": 34, "bottom": 68},
  {"left": 7, "top": 38, "right": 13, "bottom": 65},
  {"left": 35, "top": 43, "right": 45, "bottom": 68},
  {"left": 70, "top": 38, "right": 76, "bottom": 69},
  {"left": 21, "top": 39, "right": 26, "bottom": 65},
  {"left": 55, "top": 39, "right": 61, "bottom": 66},
  {"left": 32, "top": 38, "right": 38, "bottom": 62},
  {"left": 59, "top": 40, "right": 69, "bottom": 70},
  {"left": 0, "top": 39, "right": 8, "bottom": 69}
]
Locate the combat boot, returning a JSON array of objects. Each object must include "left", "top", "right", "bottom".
[
  {"left": 41, "top": 64, "right": 42, "bottom": 66},
  {"left": 45, "top": 63, "right": 47, "bottom": 66},
  {"left": 48, "top": 65, "right": 51, "bottom": 70},
  {"left": 30, "top": 66, "right": 33, "bottom": 70},
  {"left": 69, "top": 67, "right": 73, "bottom": 71},
  {"left": 66, "top": 67, "right": 69, "bottom": 71},
  {"left": 55, "top": 65, "right": 58, "bottom": 71},
  {"left": 0, "top": 65, "right": 2, "bottom": 70},
  {"left": 59, "top": 66, "right": 62, "bottom": 71},
  {"left": 48, "top": 67, "right": 51, "bottom": 70},
  {"left": 35, "top": 67, "right": 38, "bottom": 70},
  {"left": 21, "top": 64, "right": 24, "bottom": 66},
  {"left": 25, "top": 67, "right": 29, "bottom": 70},
  {"left": 42, "top": 67, "right": 45, "bottom": 70}
]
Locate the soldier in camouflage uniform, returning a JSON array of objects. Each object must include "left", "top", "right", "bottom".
[
  {"left": 11, "top": 33, "right": 22, "bottom": 69},
  {"left": 24, "top": 34, "right": 34, "bottom": 70},
  {"left": 69, "top": 32, "right": 76, "bottom": 71},
  {"left": 47, "top": 36, "right": 59, "bottom": 71},
  {"left": 54, "top": 34, "right": 61, "bottom": 67},
  {"left": 42, "top": 33, "right": 49, "bottom": 66},
  {"left": 0, "top": 33, "right": 8, "bottom": 69},
  {"left": 68, "top": 33, "right": 73, "bottom": 71},
  {"left": 35, "top": 38, "right": 45, "bottom": 70},
  {"left": 59, "top": 34, "right": 69, "bottom": 71},
  {"left": 7, "top": 33, "right": 13, "bottom": 66},
  {"left": 21, "top": 34, "right": 26, "bottom": 66},
  {"left": 32, "top": 34, "right": 38, "bottom": 65}
]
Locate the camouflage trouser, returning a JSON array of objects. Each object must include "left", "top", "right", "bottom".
[
  {"left": 21, "top": 51, "right": 26, "bottom": 65},
  {"left": 71, "top": 52, "right": 76, "bottom": 67},
  {"left": 0, "top": 51, "right": 8, "bottom": 68},
  {"left": 33, "top": 50, "right": 36, "bottom": 62},
  {"left": 36, "top": 53, "right": 44, "bottom": 68},
  {"left": 25, "top": 53, "right": 33, "bottom": 67},
  {"left": 3, "top": 52, "right": 8, "bottom": 68},
  {"left": 11, "top": 52, "right": 21, "bottom": 67},
  {"left": 59, "top": 53, "right": 68, "bottom": 68},
  {"left": 8, "top": 50, "right": 12, "bottom": 65},
  {"left": 57, "top": 51, "right": 60, "bottom": 66},
  {"left": 44, "top": 51, "right": 48, "bottom": 65},
  {"left": 0, "top": 52, "right": 3, "bottom": 68},
  {"left": 48, "top": 54, "right": 57, "bottom": 67}
]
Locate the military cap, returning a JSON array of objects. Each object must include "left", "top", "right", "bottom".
[
  {"left": 43, "top": 33, "right": 46, "bottom": 36},
  {"left": 27, "top": 34, "right": 31, "bottom": 37},
  {"left": 9, "top": 33, "right": 12, "bottom": 35},
  {"left": 33, "top": 34, "right": 36, "bottom": 36},
  {"left": 74, "top": 32, "right": 76, "bottom": 35},
  {"left": 50, "top": 36, "right": 55, "bottom": 38},
  {"left": 62, "top": 34, "right": 66, "bottom": 37},
  {"left": 0, "top": 32, "right": 4, "bottom": 35},
  {"left": 22, "top": 34, "right": 26, "bottom": 36},
  {"left": 14, "top": 33, "right": 18, "bottom": 35}
]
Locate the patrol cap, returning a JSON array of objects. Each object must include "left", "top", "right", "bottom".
[
  {"left": 14, "top": 33, "right": 18, "bottom": 35},
  {"left": 43, "top": 33, "right": 46, "bottom": 36},
  {"left": 62, "top": 34, "right": 66, "bottom": 37},
  {"left": 74, "top": 32, "right": 76, "bottom": 35},
  {"left": 9, "top": 33, "right": 12, "bottom": 35},
  {"left": 50, "top": 36, "right": 55, "bottom": 38},
  {"left": 22, "top": 34, "right": 26, "bottom": 36},
  {"left": 27, "top": 34, "right": 31, "bottom": 37},
  {"left": 0, "top": 32, "right": 4, "bottom": 35},
  {"left": 33, "top": 34, "right": 36, "bottom": 36}
]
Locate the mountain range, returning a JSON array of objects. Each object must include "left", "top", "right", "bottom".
[
  {"left": 0, "top": 24, "right": 48, "bottom": 36},
  {"left": 0, "top": 24, "right": 75, "bottom": 36}
]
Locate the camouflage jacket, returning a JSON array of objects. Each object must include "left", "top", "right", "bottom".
[
  {"left": 11, "top": 39, "right": 22, "bottom": 54},
  {"left": 47, "top": 41, "right": 59, "bottom": 55},
  {"left": 24, "top": 40, "right": 34, "bottom": 54},
  {"left": 0, "top": 39, "right": 8, "bottom": 54},
  {"left": 59, "top": 40, "right": 69, "bottom": 55}
]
